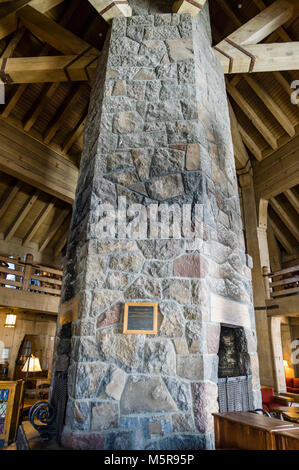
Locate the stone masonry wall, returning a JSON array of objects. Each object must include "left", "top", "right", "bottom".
[{"left": 53, "top": 4, "right": 261, "bottom": 451}]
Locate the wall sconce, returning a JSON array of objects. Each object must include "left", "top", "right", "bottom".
[{"left": 4, "top": 314, "right": 17, "bottom": 328}]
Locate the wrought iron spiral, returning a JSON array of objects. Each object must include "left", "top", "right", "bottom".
[{"left": 29, "top": 401, "right": 56, "bottom": 440}]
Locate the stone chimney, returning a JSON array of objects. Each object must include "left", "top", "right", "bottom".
[{"left": 53, "top": 1, "right": 261, "bottom": 450}]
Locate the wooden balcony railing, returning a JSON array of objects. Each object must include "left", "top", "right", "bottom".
[
  {"left": 263, "top": 265, "right": 299, "bottom": 300},
  {"left": 0, "top": 254, "right": 62, "bottom": 298}
]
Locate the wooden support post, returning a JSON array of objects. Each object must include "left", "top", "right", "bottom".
[
  {"left": 262, "top": 266, "right": 271, "bottom": 300},
  {"left": 22, "top": 253, "right": 33, "bottom": 291}
]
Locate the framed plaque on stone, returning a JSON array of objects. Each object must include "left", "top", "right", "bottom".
[{"left": 123, "top": 302, "right": 158, "bottom": 335}]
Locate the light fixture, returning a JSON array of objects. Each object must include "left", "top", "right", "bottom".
[
  {"left": 22, "top": 355, "right": 42, "bottom": 373},
  {"left": 4, "top": 314, "right": 17, "bottom": 328},
  {"left": 283, "top": 360, "right": 289, "bottom": 368}
]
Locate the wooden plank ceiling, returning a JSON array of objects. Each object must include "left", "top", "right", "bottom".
[{"left": 0, "top": 0, "right": 298, "bottom": 262}]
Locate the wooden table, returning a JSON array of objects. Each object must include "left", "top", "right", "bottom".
[
  {"left": 213, "top": 412, "right": 299, "bottom": 450},
  {"left": 271, "top": 406, "right": 299, "bottom": 423},
  {"left": 280, "top": 392, "right": 299, "bottom": 404},
  {"left": 274, "top": 394, "right": 294, "bottom": 406}
]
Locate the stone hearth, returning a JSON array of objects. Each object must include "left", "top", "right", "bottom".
[{"left": 52, "top": 2, "right": 261, "bottom": 450}]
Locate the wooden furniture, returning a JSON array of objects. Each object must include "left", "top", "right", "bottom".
[
  {"left": 213, "top": 411, "right": 299, "bottom": 450},
  {"left": 274, "top": 394, "right": 294, "bottom": 406},
  {"left": 0, "top": 380, "right": 24, "bottom": 448},
  {"left": 275, "top": 428, "right": 299, "bottom": 450},
  {"left": 281, "top": 392, "right": 299, "bottom": 404},
  {"left": 271, "top": 406, "right": 299, "bottom": 423}
]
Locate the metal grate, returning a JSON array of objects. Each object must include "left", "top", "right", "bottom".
[
  {"left": 0, "top": 389, "right": 9, "bottom": 435},
  {"left": 50, "top": 371, "right": 68, "bottom": 444},
  {"left": 218, "top": 375, "right": 253, "bottom": 413}
]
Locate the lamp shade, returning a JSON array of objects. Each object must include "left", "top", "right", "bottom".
[
  {"left": 4, "top": 314, "right": 16, "bottom": 328},
  {"left": 22, "top": 355, "right": 42, "bottom": 373}
]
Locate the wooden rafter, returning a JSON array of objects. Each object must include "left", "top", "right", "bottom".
[
  {"left": 0, "top": 181, "right": 22, "bottom": 220},
  {"left": 53, "top": 218, "right": 71, "bottom": 256},
  {"left": 215, "top": 0, "right": 296, "bottom": 48},
  {"left": 5, "top": 189, "right": 40, "bottom": 241},
  {"left": 238, "top": 124, "right": 263, "bottom": 161},
  {"left": 270, "top": 197, "right": 299, "bottom": 242},
  {"left": 16, "top": 6, "right": 99, "bottom": 56},
  {"left": 228, "top": 100, "right": 249, "bottom": 168},
  {"left": 22, "top": 198, "right": 56, "bottom": 246},
  {"left": 24, "top": 83, "right": 60, "bottom": 132},
  {"left": 87, "top": 0, "right": 132, "bottom": 22},
  {"left": 0, "top": 119, "right": 78, "bottom": 204},
  {"left": 39, "top": 208, "right": 70, "bottom": 252},
  {"left": 44, "top": 84, "right": 84, "bottom": 144},
  {"left": 284, "top": 189, "right": 299, "bottom": 214},
  {"left": 226, "top": 80, "right": 278, "bottom": 151},
  {"left": 243, "top": 74, "right": 295, "bottom": 137},
  {"left": 62, "top": 113, "right": 87, "bottom": 154},
  {"left": 173, "top": 0, "right": 206, "bottom": 16},
  {"left": 254, "top": 137, "right": 299, "bottom": 200},
  {"left": 0, "top": 0, "right": 65, "bottom": 40},
  {"left": 269, "top": 213, "right": 294, "bottom": 255},
  {"left": 0, "top": 55, "right": 98, "bottom": 84},
  {"left": 213, "top": 0, "right": 298, "bottom": 74},
  {"left": 214, "top": 42, "right": 299, "bottom": 74}
]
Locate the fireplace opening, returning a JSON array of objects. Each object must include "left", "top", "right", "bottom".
[{"left": 217, "top": 325, "right": 253, "bottom": 413}]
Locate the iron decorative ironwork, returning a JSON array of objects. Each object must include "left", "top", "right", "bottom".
[{"left": 29, "top": 401, "right": 56, "bottom": 441}]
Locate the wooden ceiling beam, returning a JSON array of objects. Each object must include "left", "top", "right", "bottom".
[
  {"left": 254, "top": 136, "right": 299, "bottom": 199},
  {"left": 5, "top": 189, "right": 40, "bottom": 241},
  {"left": 226, "top": 80, "right": 278, "bottom": 150},
  {"left": 62, "top": 113, "right": 87, "bottom": 154},
  {"left": 44, "top": 84, "right": 83, "bottom": 144},
  {"left": 270, "top": 197, "right": 299, "bottom": 242},
  {"left": 53, "top": 219, "right": 70, "bottom": 256},
  {"left": 238, "top": 124, "right": 263, "bottom": 161},
  {"left": 172, "top": 0, "right": 206, "bottom": 16},
  {"left": 243, "top": 74, "right": 295, "bottom": 138},
  {"left": 24, "top": 82, "right": 60, "bottom": 132},
  {"left": 269, "top": 215, "right": 294, "bottom": 255},
  {"left": 39, "top": 208, "right": 70, "bottom": 252},
  {"left": 228, "top": 100, "right": 249, "bottom": 168},
  {"left": 22, "top": 198, "right": 55, "bottom": 246},
  {"left": 0, "top": 0, "right": 65, "bottom": 40},
  {"left": 214, "top": 42, "right": 299, "bottom": 74},
  {"left": 252, "top": 0, "right": 293, "bottom": 42},
  {"left": 284, "top": 189, "right": 299, "bottom": 214},
  {"left": 0, "top": 55, "right": 98, "bottom": 84},
  {"left": 17, "top": 5, "right": 98, "bottom": 56},
  {"left": 0, "top": 119, "right": 77, "bottom": 204},
  {"left": 0, "top": 181, "right": 22, "bottom": 220},
  {"left": 215, "top": 0, "right": 296, "bottom": 48},
  {"left": 87, "top": 0, "right": 132, "bottom": 22}
]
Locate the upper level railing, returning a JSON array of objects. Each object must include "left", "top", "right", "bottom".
[
  {"left": 0, "top": 254, "right": 62, "bottom": 298},
  {"left": 263, "top": 265, "right": 299, "bottom": 300}
]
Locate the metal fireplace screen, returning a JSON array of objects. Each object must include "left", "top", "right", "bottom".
[
  {"left": 218, "top": 375, "right": 253, "bottom": 413},
  {"left": 50, "top": 371, "right": 68, "bottom": 443}
]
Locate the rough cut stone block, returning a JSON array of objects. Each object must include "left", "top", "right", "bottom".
[
  {"left": 173, "top": 254, "right": 206, "bottom": 278},
  {"left": 143, "top": 339, "right": 176, "bottom": 375},
  {"left": 106, "top": 367, "right": 127, "bottom": 401},
  {"left": 166, "top": 38, "right": 194, "bottom": 62},
  {"left": 91, "top": 402, "right": 119, "bottom": 431},
  {"left": 186, "top": 143, "right": 201, "bottom": 170},
  {"left": 147, "top": 174, "right": 185, "bottom": 200},
  {"left": 120, "top": 376, "right": 177, "bottom": 414},
  {"left": 192, "top": 382, "right": 218, "bottom": 434},
  {"left": 97, "top": 302, "right": 122, "bottom": 329}
]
